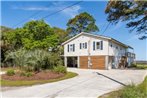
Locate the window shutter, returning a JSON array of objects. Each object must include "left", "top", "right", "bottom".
[
  {"left": 93, "top": 41, "right": 95, "bottom": 50},
  {"left": 73, "top": 44, "right": 75, "bottom": 52},
  {"left": 80, "top": 43, "right": 81, "bottom": 49},
  {"left": 85, "top": 42, "right": 87, "bottom": 49},
  {"left": 101, "top": 41, "right": 103, "bottom": 50},
  {"left": 68, "top": 44, "right": 69, "bottom": 52}
]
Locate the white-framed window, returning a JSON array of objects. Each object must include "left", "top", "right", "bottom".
[
  {"left": 67, "top": 44, "right": 75, "bottom": 52},
  {"left": 80, "top": 42, "right": 87, "bottom": 49},
  {"left": 93, "top": 41, "right": 103, "bottom": 50}
]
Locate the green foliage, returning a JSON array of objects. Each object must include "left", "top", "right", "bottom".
[
  {"left": 4, "top": 49, "right": 64, "bottom": 72},
  {"left": 20, "top": 72, "right": 33, "bottom": 77},
  {"left": 53, "top": 65, "right": 67, "bottom": 73},
  {"left": 6, "top": 69, "right": 15, "bottom": 76},
  {"left": 105, "top": 1, "right": 147, "bottom": 39},
  {"left": 99, "top": 76, "right": 147, "bottom": 98},
  {"left": 67, "top": 12, "right": 99, "bottom": 35},
  {"left": 4, "top": 20, "right": 67, "bottom": 50}
]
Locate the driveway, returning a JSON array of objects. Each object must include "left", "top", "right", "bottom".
[{"left": 1, "top": 68, "right": 147, "bottom": 98}]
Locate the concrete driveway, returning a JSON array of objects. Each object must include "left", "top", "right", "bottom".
[{"left": 1, "top": 68, "right": 147, "bottom": 98}]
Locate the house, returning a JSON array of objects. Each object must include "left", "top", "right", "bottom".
[{"left": 62, "top": 32, "right": 135, "bottom": 70}]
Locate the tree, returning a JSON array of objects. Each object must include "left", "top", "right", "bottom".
[
  {"left": 53, "top": 27, "right": 69, "bottom": 43},
  {"left": 66, "top": 12, "right": 99, "bottom": 35},
  {"left": 4, "top": 20, "right": 61, "bottom": 50},
  {"left": 0, "top": 26, "right": 14, "bottom": 63},
  {"left": 105, "top": 0, "right": 147, "bottom": 39}
]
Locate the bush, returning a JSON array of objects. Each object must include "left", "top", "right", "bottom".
[
  {"left": 6, "top": 69, "right": 15, "bottom": 76},
  {"left": 53, "top": 65, "right": 67, "bottom": 73},
  {"left": 120, "top": 76, "right": 147, "bottom": 98},
  {"left": 20, "top": 71, "right": 26, "bottom": 76},
  {"left": 20, "top": 71, "right": 33, "bottom": 77},
  {"left": 25, "top": 72, "right": 33, "bottom": 77}
]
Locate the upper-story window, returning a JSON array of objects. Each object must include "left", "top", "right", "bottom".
[
  {"left": 67, "top": 44, "right": 75, "bottom": 52},
  {"left": 80, "top": 42, "right": 87, "bottom": 49},
  {"left": 93, "top": 41, "right": 103, "bottom": 50}
]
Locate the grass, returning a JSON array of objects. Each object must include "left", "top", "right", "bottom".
[
  {"left": 0, "top": 72, "right": 78, "bottom": 86},
  {"left": 99, "top": 76, "right": 147, "bottom": 98},
  {"left": 130, "top": 63, "right": 147, "bottom": 69},
  {"left": 135, "top": 64, "right": 147, "bottom": 69},
  {"left": 1, "top": 67, "right": 19, "bottom": 71}
]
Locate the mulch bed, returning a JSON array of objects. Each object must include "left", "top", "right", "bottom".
[{"left": 1, "top": 71, "right": 65, "bottom": 81}]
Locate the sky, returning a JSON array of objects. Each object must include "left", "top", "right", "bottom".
[{"left": 1, "top": 1, "right": 147, "bottom": 61}]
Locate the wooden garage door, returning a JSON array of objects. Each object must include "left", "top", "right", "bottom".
[
  {"left": 80, "top": 56, "right": 105, "bottom": 69},
  {"left": 80, "top": 56, "right": 88, "bottom": 69},
  {"left": 91, "top": 56, "right": 105, "bottom": 69}
]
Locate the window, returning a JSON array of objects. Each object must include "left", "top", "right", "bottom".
[
  {"left": 96, "top": 42, "right": 100, "bottom": 49},
  {"left": 93, "top": 41, "right": 103, "bottom": 50},
  {"left": 79, "top": 42, "right": 87, "bottom": 49},
  {"left": 110, "top": 44, "right": 113, "bottom": 47},
  {"left": 116, "top": 46, "right": 118, "bottom": 49},
  {"left": 67, "top": 44, "right": 75, "bottom": 52}
]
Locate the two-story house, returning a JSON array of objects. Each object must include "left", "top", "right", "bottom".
[{"left": 62, "top": 32, "right": 135, "bottom": 70}]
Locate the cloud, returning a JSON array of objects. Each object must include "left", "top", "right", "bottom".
[
  {"left": 12, "top": 6, "right": 52, "bottom": 11},
  {"left": 62, "top": 5, "right": 81, "bottom": 18},
  {"left": 12, "top": 2, "right": 81, "bottom": 18}
]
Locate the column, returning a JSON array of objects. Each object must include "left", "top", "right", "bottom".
[
  {"left": 77, "top": 56, "right": 80, "bottom": 68},
  {"left": 105, "top": 56, "right": 109, "bottom": 70},
  {"left": 64, "top": 56, "right": 67, "bottom": 67}
]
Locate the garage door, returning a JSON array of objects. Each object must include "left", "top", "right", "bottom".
[
  {"left": 80, "top": 56, "right": 88, "bottom": 69},
  {"left": 91, "top": 56, "right": 105, "bottom": 69},
  {"left": 80, "top": 56, "right": 105, "bottom": 69}
]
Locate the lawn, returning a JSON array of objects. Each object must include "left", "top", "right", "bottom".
[
  {"left": 99, "top": 76, "right": 147, "bottom": 98},
  {"left": 1, "top": 72, "right": 78, "bottom": 86},
  {"left": 135, "top": 64, "right": 147, "bottom": 69}
]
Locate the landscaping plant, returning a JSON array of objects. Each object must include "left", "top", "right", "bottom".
[
  {"left": 6, "top": 69, "right": 15, "bottom": 76},
  {"left": 53, "top": 65, "right": 67, "bottom": 73}
]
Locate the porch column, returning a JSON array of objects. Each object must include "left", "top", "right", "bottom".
[
  {"left": 105, "top": 56, "right": 109, "bottom": 70},
  {"left": 77, "top": 56, "right": 80, "bottom": 68},
  {"left": 64, "top": 56, "right": 67, "bottom": 67}
]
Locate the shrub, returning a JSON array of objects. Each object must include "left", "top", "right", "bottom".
[
  {"left": 53, "top": 65, "right": 67, "bottom": 73},
  {"left": 20, "top": 71, "right": 33, "bottom": 77},
  {"left": 20, "top": 71, "right": 26, "bottom": 76},
  {"left": 4, "top": 49, "right": 64, "bottom": 72},
  {"left": 6, "top": 69, "right": 15, "bottom": 76},
  {"left": 25, "top": 72, "right": 33, "bottom": 77}
]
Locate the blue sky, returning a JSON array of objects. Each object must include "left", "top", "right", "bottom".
[{"left": 1, "top": 1, "right": 147, "bottom": 60}]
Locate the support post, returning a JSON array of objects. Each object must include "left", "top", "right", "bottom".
[
  {"left": 105, "top": 56, "right": 109, "bottom": 70},
  {"left": 64, "top": 56, "right": 67, "bottom": 67},
  {"left": 77, "top": 56, "right": 80, "bottom": 68}
]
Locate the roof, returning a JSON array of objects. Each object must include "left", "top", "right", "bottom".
[{"left": 62, "top": 32, "right": 133, "bottom": 49}]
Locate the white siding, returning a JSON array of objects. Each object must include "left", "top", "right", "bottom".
[
  {"left": 108, "top": 42, "right": 127, "bottom": 68},
  {"left": 64, "top": 35, "right": 109, "bottom": 56}
]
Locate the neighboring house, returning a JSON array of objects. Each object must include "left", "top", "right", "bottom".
[{"left": 62, "top": 32, "right": 135, "bottom": 70}]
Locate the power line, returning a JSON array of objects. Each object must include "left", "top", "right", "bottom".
[
  {"left": 42, "top": 1, "right": 83, "bottom": 19},
  {"left": 12, "top": 3, "right": 52, "bottom": 28},
  {"left": 12, "top": 1, "right": 83, "bottom": 28},
  {"left": 101, "top": 22, "right": 110, "bottom": 35}
]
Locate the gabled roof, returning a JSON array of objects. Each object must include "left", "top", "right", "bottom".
[{"left": 62, "top": 32, "right": 133, "bottom": 49}]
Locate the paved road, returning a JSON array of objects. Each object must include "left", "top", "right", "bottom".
[{"left": 1, "top": 68, "right": 147, "bottom": 98}]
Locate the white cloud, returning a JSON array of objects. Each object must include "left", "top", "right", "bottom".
[
  {"left": 12, "top": 6, "right": 52, "bottom": 11},
  {"left": 62, "top": 5, "right": 81, "bottom": 18},
  {"left": 12, "top": 2, "right": 81, "bottom": 17}
]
